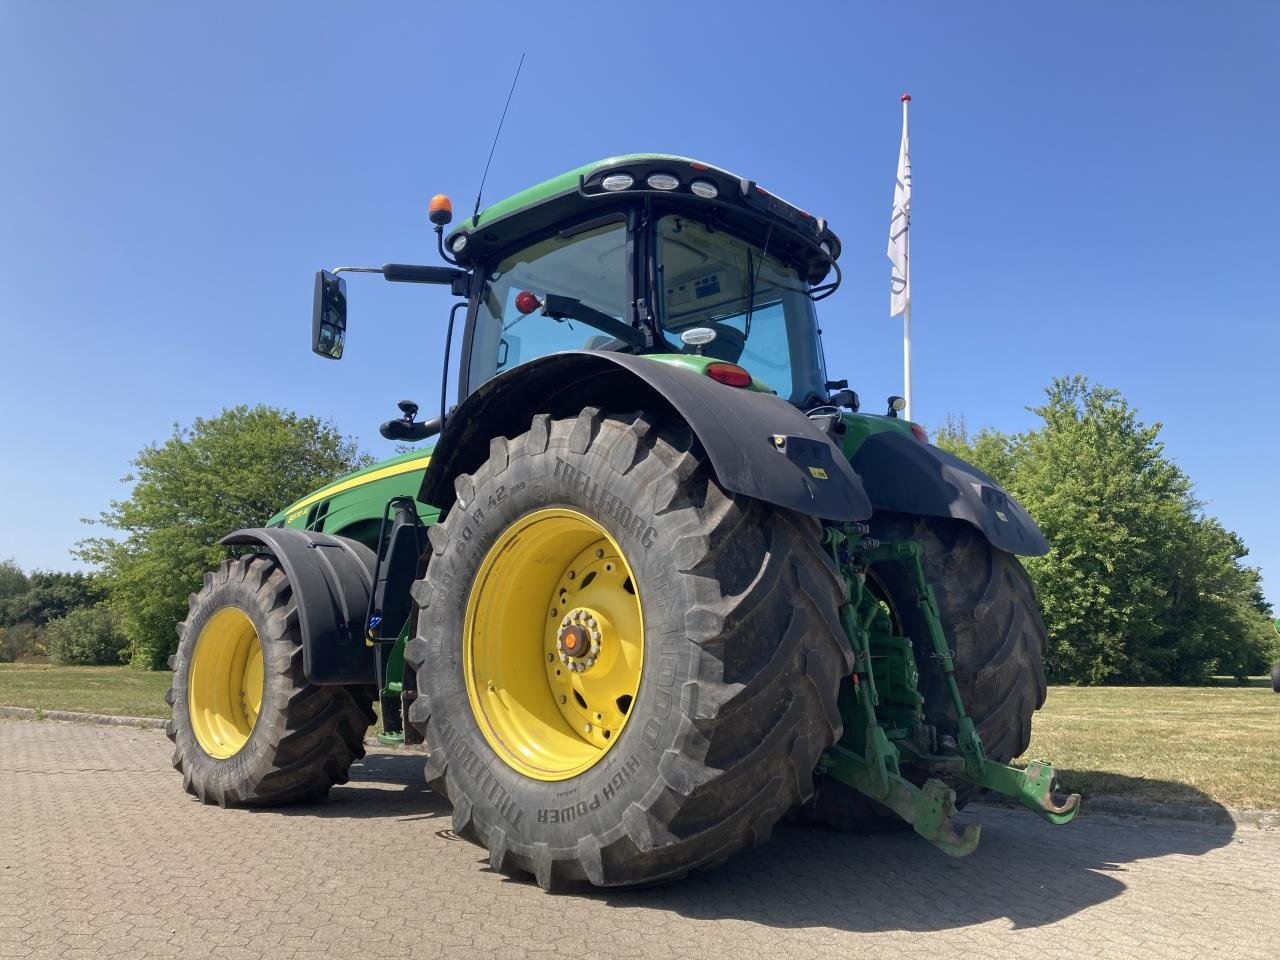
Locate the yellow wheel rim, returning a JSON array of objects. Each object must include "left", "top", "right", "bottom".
[
  {"left": 188, "top": 607, "right": 264, "bottom": 759},
  {"left": 465, "top": 508, "right": 644, "bottom": 781}
]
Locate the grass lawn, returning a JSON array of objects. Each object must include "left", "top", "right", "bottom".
[
  {"left": 0, "top": 662, "right": 170, "bottom": 719},
  {"left": 1022, "top": 682, "right": 1280, "bottom": 811},
  {"left": 2, "top": 663, "right": 1277, "bottom": 810}
]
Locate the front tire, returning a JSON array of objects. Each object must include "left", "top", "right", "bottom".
[
  {"left": 406, "top": 408, "right": 849, "bottom": 890},
  {"left": 166, "top": 554, "right": 375, "bottom": 806},
  {"left": 806, "top": 513, "right": 1048, "bottom": 830}
]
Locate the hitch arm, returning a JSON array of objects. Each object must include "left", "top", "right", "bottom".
[
  {"left": 819, "top": 746, "right": 981, "bottom": 857},
  {"left": 971, "top": 758, "right": 1081, "bottom": 825}
]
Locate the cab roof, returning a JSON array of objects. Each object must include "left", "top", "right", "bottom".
[{"left": 445, "top": 153, "right": 841, "bottom": 286}]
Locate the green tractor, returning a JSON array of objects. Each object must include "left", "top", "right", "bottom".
[{"left": 167, "top": 154, "right": 1079, "bottom": 890}]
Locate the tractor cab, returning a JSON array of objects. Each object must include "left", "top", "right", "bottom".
[
  {"left": 449, "top": 155, "right": 840, "bottom": 409},
  {"left": 314, "top": 154, "right": 845, "bottom": 419}
]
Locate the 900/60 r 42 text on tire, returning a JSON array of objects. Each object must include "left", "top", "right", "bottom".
[
  {"left": 404, "top": 408, "right": 850, "bottom": 890},
  {"left": 166, "top": 554, "right": 375, "bottom": 806}
]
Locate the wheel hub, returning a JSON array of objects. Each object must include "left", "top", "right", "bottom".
[{"left": 556, "top": 609, "right": 602, "bottom": 670}]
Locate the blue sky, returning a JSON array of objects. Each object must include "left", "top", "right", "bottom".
[{"left": 1, "top": 2, "right": 1277, "bottom": 604}]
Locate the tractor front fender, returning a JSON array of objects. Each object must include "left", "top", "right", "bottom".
[
  {"left": 420, "top": 351, "right": 872, "bottom": 521},
  {"left": 850, "top": 432, "right": 1049, "bottom": 556},
  {"left": 220, "top": 527, "right": 378, "bottom": 684}
]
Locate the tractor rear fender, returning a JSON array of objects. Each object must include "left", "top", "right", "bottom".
[
  {"left": 850, "top": 432, "right": 1049, "bottom": 557},
  {"left": 219, "top": 527, "right": 378, "bottom": 684},
  {"left": 420, "top": 351, "right": 872, "bottom": 521}
]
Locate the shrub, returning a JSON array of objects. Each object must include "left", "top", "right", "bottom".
[
  {"left": 0, "top": 623, "right": 46, "bottom": 662},
  {"left": 45, "top": 604, "right": 128, "bottom": 666}
]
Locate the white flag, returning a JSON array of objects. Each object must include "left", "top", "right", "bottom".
[{"left": 888, "top": 101, "right": 911, "bottom": 317}]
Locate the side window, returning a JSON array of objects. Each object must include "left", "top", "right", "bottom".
[
  {"left": 706, "top": 303, "right": 794, "bottom": 400},
  {"left": 656, "top": 216, "right": 824, "bottom": 403},
  {"left": 468, "top": 221, "right": 629, "bottom": 387}
]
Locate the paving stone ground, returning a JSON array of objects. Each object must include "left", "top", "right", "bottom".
[{"left": 1, "top": 718, "right": 1277, "bottom": 960}]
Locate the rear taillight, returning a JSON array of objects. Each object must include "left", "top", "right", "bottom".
[
  {"left": 911, "top": 423, "right": 929, "bottom": 443},
  {"left": 706, "top": 363, "right": 752, "bottom": 388}
]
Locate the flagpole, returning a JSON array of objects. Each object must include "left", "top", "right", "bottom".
[
  {"left": 904, "top": 302, "right": 912, "bottom": 422},
  {"left": 901, "top": 93, "right": 912, "bottom": 422}
]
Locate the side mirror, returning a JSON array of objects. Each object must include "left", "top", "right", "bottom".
[{"left": 312, "top": 270, "right": 347, "bottom": 359}]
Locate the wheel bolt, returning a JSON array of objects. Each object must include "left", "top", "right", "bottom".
[{"left": 559, "top": 695, "right": 567, "bottom": 704}]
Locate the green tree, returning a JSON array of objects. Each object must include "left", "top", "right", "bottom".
[
  {"left": 1014, "top": 376, "right": 1196, "bottom": 682},
  {"left": 938, "top": 376, "right": 1272, "bottom": 684},
  {"left": 0, "top": 569, "right": 102, "bottom": 628},
  {"left": 932, "top": 413, "right": 1020, "bottom": 482},
  {"left": 0, "top": 560, "right": 29, "bottom": 604},
  {"left": 77, "top": 405, "right": 372, "bottom": 669}
]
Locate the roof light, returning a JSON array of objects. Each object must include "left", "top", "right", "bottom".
[
  {"left": 706, "top": 362, "right": 752, "bottom": 388},
  {"left": 689, "top": 179, "right": 718, "bottom": 199},
  {"left": 450, "top": 234, "right": 468, "bottom": 253},
  {"left": 910, "top": 423, "right": 929, "bottom": 444},
  {"left": 646, "top": 172, "right": 680, "bottom": 190},
  {"left": 601, "top": 173, "right": 634, "bottom": 191},
  {"left": 428, "top": 194, "right": 453, "bottom": 226}
]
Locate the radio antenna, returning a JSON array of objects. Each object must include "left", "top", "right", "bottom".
[{"left": 471, "top": 53, "right": 526, "bottom": 221}]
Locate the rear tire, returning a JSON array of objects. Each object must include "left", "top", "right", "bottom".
[
  {"left": 1271, "top": 663, "right": 1280, "bottom": 694},
  {"left": 166, "top": 554, "right": 375, "bottom": 806},
  {"left": 405, "top": 408, "right": 849, "bottom": 890},
  {"left": 806, "top": 513, "right": 1048, "bottom": 831}
]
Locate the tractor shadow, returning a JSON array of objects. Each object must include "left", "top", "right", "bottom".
[
  {"left": 597, "top": 773, "right": 1238, "bottom": 932},
  {"left": 250, "top": 753, "right": 1241, "bottom": 931},
  {"left": 255, "top": 749, "right": 451, "bottom": 822}
]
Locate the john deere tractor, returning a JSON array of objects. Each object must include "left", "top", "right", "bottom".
[{"left": 167, "top": 154, "right": 1079, "bottom": 890}]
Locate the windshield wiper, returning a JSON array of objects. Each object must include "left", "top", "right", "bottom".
[
  {"left": 540, "top": 294, "right": 647, "bottom": 350},
  {"left": 743, "top": 223, "right": 774, "bottom": 339}
]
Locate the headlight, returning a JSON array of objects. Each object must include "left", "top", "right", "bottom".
[{"left": 646, "top": 173, "right": 680, "bottom": 190}]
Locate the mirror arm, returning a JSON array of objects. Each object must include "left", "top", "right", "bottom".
[
  {"left": 382, "top": 263, "right": 467, "bottom": 285},
  {"left": 329, "top": 265, "right": 385, "bottom": 276},
  {"left": 330, "top": 264, "right": 467, "bottom": 286},
  {"left": 378, "top": 415, "right": 443, "bottom": 442}
]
